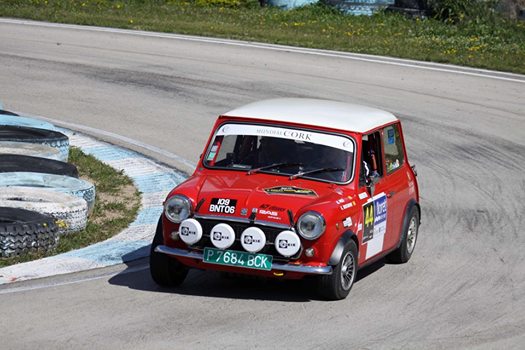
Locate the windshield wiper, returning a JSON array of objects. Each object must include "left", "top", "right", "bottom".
[
  {"left": 289, "top": 167, "right": 344, "bottom": 180},
  {"left": 247, "top": 162, "right": 301, "bottom": 175}
]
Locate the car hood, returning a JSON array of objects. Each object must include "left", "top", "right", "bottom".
[{"left": 175, "top": 172, "right": 341, "bottom": 225}]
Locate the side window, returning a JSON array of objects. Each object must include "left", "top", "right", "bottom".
[
  {"left": 360, "top": 132, "right": 383, "bottom": 186},
  {"left": 382, "top": 124, "right": 405, "bottom": 174}
]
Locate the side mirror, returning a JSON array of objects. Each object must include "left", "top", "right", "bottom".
[{"left": 411, "top": 164, "right": 418, "bottom": 176}]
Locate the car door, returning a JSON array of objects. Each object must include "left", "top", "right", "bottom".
[
  {"left": 380, "top": 123, "right": 410, "bottom": 251},
  {"left": 357, "top": 131, "right": 394, "bottom": 261}
]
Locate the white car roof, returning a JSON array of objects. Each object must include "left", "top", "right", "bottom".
[{"left": 222, "top": 98, "right": 398, "bottom": 133}]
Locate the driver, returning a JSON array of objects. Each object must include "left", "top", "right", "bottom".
[{"left": 257, "top": 137, "right": 294, "bottom": 166}]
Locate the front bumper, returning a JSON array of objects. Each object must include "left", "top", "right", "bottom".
[{"left": 155, "top": 245, "right": 333, "bottom": 275}]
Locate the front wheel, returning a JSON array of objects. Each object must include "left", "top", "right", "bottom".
[
  {"left": 149, "top": 219, "right": 188, "bottom": 287},
  {"left": 318, "top": 240, "right": 358, "bottom": 300},
  {"left": 387, "top": 206, "right": 419, "bottom": 264}
]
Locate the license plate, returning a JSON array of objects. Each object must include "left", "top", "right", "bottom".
[{"left": 203, "top": 247, "right": 273, "bottom": 271}]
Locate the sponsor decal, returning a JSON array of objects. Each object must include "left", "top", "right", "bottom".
[
  {"left": 343, "top": 217, "right": 353, "bottom": 228},
  {"left": 278, "top": 239, "right": 297, "bottom": 249},
  {"left": 207, "top": 144, "right": 219, "bottom": 161},
  {"left": 358, "top": 192, "right": 368, "bottom": 200},
  {"left": 240, "top": 208, "right": 248, "bottom": 216},
  {"left": 256, "top": 127, "right": 312, "bottom": 141},
  {"left": 180, "top": 226, "right": 194, "bottom": 237},
  {"left": 243, "top": 235, "right": 262, "bottom": 245},
  {"left": 339, "top": 201, "right": 356, "bottom": 211},
  {"left": 408, "top": 174, "right": 415, "bottom": 195},
  {"left": 209, "top": 198, "right": 237, "bottom": 214},
  {"left": 259, "top": 204, "right": 285, "bottom": 211},
  {"left": 216, "top": 124, "right": 354, "bottom": 152},
  {"left": 212, "top": 231, "right": 228, "bottom": 241},
  {"left": 362, "top": 194, "right": 387, "bottom": 243},
  {"left": 357, "top": 222, "right": 363, "bottom": 233},
  {"left": 264, "top": 186, "right": 317, "bottom": 196},
  {"left": 362, "top": 194, "right": 388, "bottom": 259},
  {"left": 387, "top": 128, "right": 395, "bottom": 144},
  {"left": 336, "top": 195, "right": 355, "bottom": 205},
  {"left": 259, "top": 209, "right": 279, "bottom": 217}
]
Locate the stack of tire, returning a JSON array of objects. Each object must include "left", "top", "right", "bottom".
[{"left": 0, "top": 105, "right": 96, "bottom": 258}]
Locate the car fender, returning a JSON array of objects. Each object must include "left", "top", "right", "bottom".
[
  {"left": 328, "top": 230, "right": 358, "bottom": 266},
  {"left": 395, "top": 199, "right": 421, "bottom": 249}
]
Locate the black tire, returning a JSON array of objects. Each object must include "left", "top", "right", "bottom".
[
  {"left": 0, "top": 155, "right": 78, "bottom": 178},
  {"left": 149, "top": 219, "right": 188, "bottom": 287},
  {"left": 0, "top": 109, "right": 19, "bottom": 116},
  {"left": 319, "top": 240, "right": 358, "bottom": 300},
  {"left": 0, "top": 125, "right": 67, "bottom": 143},
  {"left": 0, "top": 207, "right": 59, "bottom": 258},
  {"left": 0, "top": 125, "right": 69, "bottom": 160},
  {"left": 387, "top": 206, "right": 420, "bottom": 264}
]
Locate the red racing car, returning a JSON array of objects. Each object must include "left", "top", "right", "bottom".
[{"left": 150, "top": 98, "right": 420, "bottom": 300}]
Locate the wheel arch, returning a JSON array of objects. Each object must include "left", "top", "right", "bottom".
[
  {"left": 328, "top": 230, "right": 358, "bottom": 266},
  {"left": 397, "top": 199, "right": 420, "bottom": 249}
]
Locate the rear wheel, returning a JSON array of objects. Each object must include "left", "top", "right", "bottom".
[
  {"left": 149, "top": 219, "right": 188, "bottom": 287},
  {"left": 387, "top": 206, "right": 419, "bottom": 264},
  {"left": 319, "top": 240, "right": 358, "bottom": 300}
]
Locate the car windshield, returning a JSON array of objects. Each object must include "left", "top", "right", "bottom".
[{"left": 204, "top": 123, "right": 354, "bottom": 183}]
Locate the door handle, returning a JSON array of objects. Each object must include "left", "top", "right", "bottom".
[{"left": 387, "top": 191, "right": 396, "bottom": 198}]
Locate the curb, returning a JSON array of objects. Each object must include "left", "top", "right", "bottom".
[{"left": 0, "top": 129, "right": 186, "bottom": 284}]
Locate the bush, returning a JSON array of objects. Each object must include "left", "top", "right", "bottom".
[{"left": 427, "top": 0, "right": 500, "bottom": 23}]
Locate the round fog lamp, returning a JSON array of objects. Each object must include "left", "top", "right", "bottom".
[
  {"left": 275, "top": 230, "right": 301, "bottom": 257},
  {"left": 210, "top": 223, "right": 236, "bottom": 249},
  {"left": 178, "top": 218, "right": 203, "bottom": 245},
  {"left": 241, "top": 227, "right": 266, "bottom": 253}
]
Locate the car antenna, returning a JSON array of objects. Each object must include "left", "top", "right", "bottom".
[
  {"left": 195, "top": 198, "right": 205, "bottom": 213},
  {"left": 249, "top": 208, "right": 257, "bottom": 225},
  {"left": 287, "top": 209, "right": 294, "bottom": 229}
]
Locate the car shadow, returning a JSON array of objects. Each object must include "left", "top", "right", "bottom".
[{"left": 108, "top": 247, "right": 385, "bottom": 302}]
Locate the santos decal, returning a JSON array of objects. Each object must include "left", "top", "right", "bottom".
[
  {"left": 209, "top": 198, "right": 237, "bottom": 214},
  {"left": 362, "top": 193, "right": 388, "bottom": 259},
  {"left": 264, "top": 186, "right": 317, "bottom": 197}
]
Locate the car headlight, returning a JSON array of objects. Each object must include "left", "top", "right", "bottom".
[
  {"left": 297, "top": 211, "right": 326, "bottom": 240},
  {"left": 164, "top": 195, "right": 192, "bottom": 223}
]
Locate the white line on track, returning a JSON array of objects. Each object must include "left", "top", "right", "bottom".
[
  {"left": 0, "top": 265, "right": 149, "bottom": 295},
  {"left": 1, "top": 18, "right": 524, "bottom": 84},
  {"left": 26, "top": 113, "right": 197, "bottom": 170}
]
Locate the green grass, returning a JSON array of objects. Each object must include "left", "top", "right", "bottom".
[
  {"left": 1, "top": 0, "right": 525, "bottom": 73},
  {"left": 0, "top": 147, "right": 141, "bottom": 268}
]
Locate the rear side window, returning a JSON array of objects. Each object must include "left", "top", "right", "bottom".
[{"left": 383, "top": 124, "right": 405, "bottom": 174}]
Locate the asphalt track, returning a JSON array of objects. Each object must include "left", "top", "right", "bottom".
[{"left": 1, "top": 19, "right": 524, "bottom": 349}]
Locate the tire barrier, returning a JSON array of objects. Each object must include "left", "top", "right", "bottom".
[
  {"left": 0, "top": 172, "right": 96, "bottom": 213},
  {"left": 0, "top": 141, "right": 64, "bottom": 161},
  {"left": 0, "top": 207, "right": 59, "bottom": 258},
  {"left": 0, "top": 154, "right": 79, "bottom": 178},
  {"left": 0, "top": 187, "right": 88, "bottom": 235},
  {"left": 0, "top": 125, "right": 69, "bottom": 161},
  {"left": 0, "top": 114, "right": 58, "bottom": 131},
  {"left": 0, "top": 109, "right": 19, "bottom": 116}
]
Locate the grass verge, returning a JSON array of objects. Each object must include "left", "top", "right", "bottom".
[
  {"left": 1, "top": 1, "right": 524, "bottom": 74},
  {"left": 0, "top": 146, "right": 141, "bottom": 268}
]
